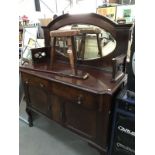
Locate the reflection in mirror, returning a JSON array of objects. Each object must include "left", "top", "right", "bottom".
[{"left": 51, "top": 24, "right": 116, "bottom": 60}]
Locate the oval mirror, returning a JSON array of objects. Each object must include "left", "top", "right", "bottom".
[{"left": 52, "top": 24, "right": 116, "bottom": 60}]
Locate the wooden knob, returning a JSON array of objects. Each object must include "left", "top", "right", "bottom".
[
  {"left": 48, "top": 105, "right": 51, "bottom": 110},
  {"left": 40, "top": 83, "right": 44, "bottom": 87}
]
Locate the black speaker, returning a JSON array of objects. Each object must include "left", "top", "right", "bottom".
[
  {"left": 34, "top": 0, "right": 41, "bottom": 12},
  {"left": 111, "top": 114, "right": 135, "bottom": 155},
  {"left": 109, "top": 89, "right": 135, "bottom": 155},
  {"left": 127, "top": 26, "right": 135, "bottom": 92}
]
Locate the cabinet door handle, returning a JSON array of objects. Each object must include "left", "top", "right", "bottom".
[
  {"left": 77, "top": 95, "right": 83, "bottom": 105},
  {"left": 48, "top": 105, "right": 51, "bottom": 110}
]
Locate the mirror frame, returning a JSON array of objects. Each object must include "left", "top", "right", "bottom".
[{"left": 42, "top": 13, "right": 133, "bottom": 67}]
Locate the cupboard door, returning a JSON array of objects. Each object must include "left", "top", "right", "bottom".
[
  {"left": 48, "top": 94, "right": 62, "bottom": 123},
  {"left": 64, "top": 102, "right": 97, "bottom": 140}
]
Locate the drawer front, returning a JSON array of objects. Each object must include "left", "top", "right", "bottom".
[
  {"left": 21, "top": 73, "right": 48, "bottom": 88},
  {"left": 21, "top": 72, "right": 98, "bottom": 110},
  {"left": 51, "top": 82, "right": 98, "bottom": 110}
]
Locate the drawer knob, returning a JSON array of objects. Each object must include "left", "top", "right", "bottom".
[
  {"left": 77, "top": 95, "right": 83, "bottom": 105},
  {"left": 25, "top": 81, "right": 29, "bottom": 84},
  {"left": 48, "top": 105, "right": 52, "bottom": 110},
  {"left": 40, "top": 83, "right": 44, "bottom": 87}
]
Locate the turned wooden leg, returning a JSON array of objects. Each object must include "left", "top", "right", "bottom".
[
  {"left": 67, "top": 37, "right": 77, "bottom": 75},
  {"left": 50, "top": 37, "right": 56, "bottom": 68},
  {"left": 26, "top": 108, "right": 33, "bottom": 127}
]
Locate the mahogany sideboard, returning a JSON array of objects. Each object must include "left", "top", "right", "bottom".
[{"left": 20, "top": 13, "right": 133, "bottom": 155}]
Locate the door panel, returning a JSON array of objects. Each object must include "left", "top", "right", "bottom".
[{"left": 65, "top": 102, "right": 97, "bottom": 139}]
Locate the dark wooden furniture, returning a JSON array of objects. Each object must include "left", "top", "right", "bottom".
[{"left": 20, "top": 13, "right": 133, "bottom": 155}]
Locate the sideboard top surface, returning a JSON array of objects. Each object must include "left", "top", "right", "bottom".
[{"left": 20, "top": 62, "right": 126, "bottom": 95}]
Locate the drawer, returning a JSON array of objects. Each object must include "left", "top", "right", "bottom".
[
  {"left": 21, "top": 73, "right": 48, "bottom": 88},
  {"left": 52, "top": 82, "right": 98, "bottom": 110}
]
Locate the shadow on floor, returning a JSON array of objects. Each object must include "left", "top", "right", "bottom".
[{"left": 19, "top": 100, "right": 99, "bottom": 155}]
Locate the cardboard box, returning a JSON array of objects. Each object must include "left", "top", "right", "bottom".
[
  {"left": 39, "top": 18, "right": 52, "bottom": 26},
  {"left": 97, "top": 6, "right": 116, "bottom": 21}
]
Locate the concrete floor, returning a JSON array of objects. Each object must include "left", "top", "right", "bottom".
[{"left": 19, "top": 100, "right": 100, "bottom": 155}]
